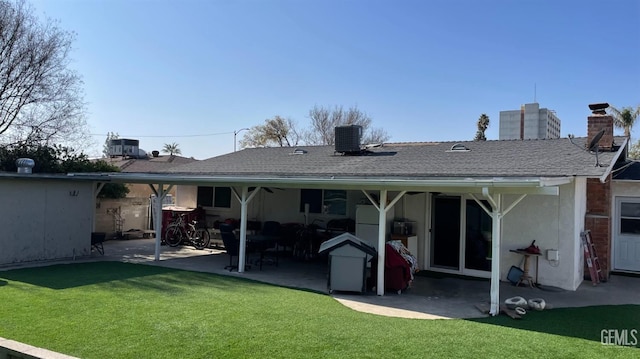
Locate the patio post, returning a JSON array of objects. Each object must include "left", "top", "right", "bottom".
[
  {"left": 489, "top": 196, "right": 502, "bottom": 316},
  {"left": 232, "top": 186, "right": 259, "bottom": 273},
  {"left": 376, "top": 190, "right": 388, "bottom": 296},
  {"left": 149, "top": 183, "right": 173, "bottom": 261},
  {"left": 238, "top": 186, "right": 249, "bottom": 272}
]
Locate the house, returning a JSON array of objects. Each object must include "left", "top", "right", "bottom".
[{"left": 1, "top": 108, "right": 637, "bottom": 317}]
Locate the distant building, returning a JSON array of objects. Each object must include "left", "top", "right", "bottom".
[{"left": 499, "top": 103, "right": 561, "bottom": 140}]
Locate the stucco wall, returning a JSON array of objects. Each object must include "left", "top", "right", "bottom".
[{"left": 0, "top": 179, "right": 94, "bottom": 266}]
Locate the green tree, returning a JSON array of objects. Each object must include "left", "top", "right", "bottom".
[
  {"left": 608, "top": 105, "right": 640, "bottom": 138},
  {"left": 629, "top": 139, "right": 640, "bottom": 159},
  {"left": 0, "top": 0, "right": 88, "bottom": 148},
  {"left": 162, "top": 142, "right": 181, "bottom": 155},
  {"left": 474, "top": 114, "right": 490, "bottom": 141},
  {"left": 0, "top": 143, "right": 128, "bottom": 198}
]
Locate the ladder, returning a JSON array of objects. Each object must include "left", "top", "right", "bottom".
[{"left": 581, "top": 230, "right": 603, "bottom": 285}]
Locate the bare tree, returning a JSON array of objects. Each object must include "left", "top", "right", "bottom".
[
  {"left": 0, "top": 0, "right": 88, "bottom": 147},
  {"left": 474, "top": 113, "right": 490, "bottom": 141},
  {"left": 240, "top": 116, "right": 300, "bottom": 148},
  {"left": 102, "top": 132, "right": 119, "bottom": 158},
  {"left": 306, "top": 105, "right": 389, "bottom": 145}
]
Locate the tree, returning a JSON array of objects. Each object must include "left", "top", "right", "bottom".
[
  {"left": 474, "top": 114, "right": 490, "bottom": 141},
  {"left": 306, "top": 105, "right": 389, "bottom": 145},
  {"left": 240, "top": 116, "right": 300, "bottom": 148},
  {"left": 0, "top": 143, "right": 128, "bottom": 198},
  {"left": 102, "top": 132, "right": 119, "bottom": 158},
  {"left": 0, "top": 0, "right": 88, "bottom": 148},
  {"left": 162, "top": 142, "right": 181, "bottom": 156},
  {"left": 608, "top": 105, "right": 640, "bottom": 138},
  {"left": 629, "top": 139, "right": 640, "bottom": 159}
]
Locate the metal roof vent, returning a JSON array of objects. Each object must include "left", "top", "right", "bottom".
[
  {"left": 290, "top": 148, "right": 307, "bottom": 155},
  {"left": 448, "top": 143, "right": 470, "bottom": 152},
  {"left": 16, "top": 158, "right": 35, "bottom": 173},
  {"left": 335, "top": 125, "right": 362, "bottom": 154}
]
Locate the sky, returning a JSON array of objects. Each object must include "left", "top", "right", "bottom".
[{"left": 30, "top": 0, "right": 640, "bottom": 160}]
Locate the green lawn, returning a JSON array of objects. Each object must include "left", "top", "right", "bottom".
[{"left": 0, "top": 262, "right": 637, "bottom": 358}]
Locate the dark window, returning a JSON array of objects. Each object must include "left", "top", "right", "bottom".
[
  {"left": 300, "top": 189, "right": 322, "bottom": 213},
  {"left": 299, "top": 189, "right": 346, "bottom": 215},
  {"left": 197, "top": 186, "right": 231, "bottom": 208},
  {"left": 197, "top": 186, "right": 213, "bottom": 207},
  {"left": 214, "top": 187, "right": 232, "bottom": 208}
]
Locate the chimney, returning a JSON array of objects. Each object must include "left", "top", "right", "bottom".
[
  {"left": 587, "top": 103, "right": 614, "bottom": 151},
  {"left": 16, "top": 158, "right": 35, "bottom": 173}
]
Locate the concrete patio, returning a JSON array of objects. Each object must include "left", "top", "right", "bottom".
[{"left": 73, "top": 237, "right": 640, "bottom": 320}]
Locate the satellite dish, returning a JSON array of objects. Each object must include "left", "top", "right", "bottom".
[
  {"left": 588, "top": 129, "right": 605, "bottom": 151},
  {"left": 588, "top": 129, "right": 606, "bottom": 167}
]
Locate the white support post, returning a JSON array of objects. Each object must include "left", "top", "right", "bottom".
[
  {"left": 238, "top": 186, "right": 249, "bottom": 272},
  {"left": 489, "top": 193, "right": 502, "bottom": 316},
  {"left": 376, "top": 190, "right": 388, "bottom": 296},
  {"left": 150, "top": 183, "right": 173, "bottom": 261},
  {"left": 232, "top": 186, "right": 259, "bottom": 273}
]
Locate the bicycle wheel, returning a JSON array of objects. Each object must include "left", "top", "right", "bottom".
[
  {"left": 192, "top": 229, "right": 210, "bottom": 250},
  {"left": 165, "top": 226, "right": 183, "bottom": 247}
]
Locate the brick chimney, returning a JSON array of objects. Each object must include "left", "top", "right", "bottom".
[{"left": 586, "top": 103, "right": 614, "bottom": 151}]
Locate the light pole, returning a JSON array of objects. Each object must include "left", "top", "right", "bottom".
[{"left": 234, "top": 128, "right": 249, "bottom": 152}]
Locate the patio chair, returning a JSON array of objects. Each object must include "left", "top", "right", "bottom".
[
  {"left": 260, "top": 221, "right": 282, "bottom": 266},
  {"left": 220, "top": 227, "right": 242, "bottom": 271}
]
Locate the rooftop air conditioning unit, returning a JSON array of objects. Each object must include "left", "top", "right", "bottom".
[{"left": 335, "top": 125, "right": 362, "bottom": 153}]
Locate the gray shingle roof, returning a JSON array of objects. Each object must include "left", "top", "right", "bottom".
[
  {"left": 107, "top": 155, "right": 197, "bottom": 173},
  {"left": 160, "top": 137, "right": 625, "bottom": 180}
]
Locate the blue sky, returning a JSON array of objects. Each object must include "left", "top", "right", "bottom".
[{"left": 32, "top": 0, "right": 640, "bottom": 160}]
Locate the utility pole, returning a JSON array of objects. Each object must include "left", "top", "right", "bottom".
[{"left": 234, "top": 128, "right": 249, "bottom": 152}]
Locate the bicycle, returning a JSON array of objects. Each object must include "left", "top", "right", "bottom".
[{"left": 164, "top": 213, "right": 211, "bottom": 250}]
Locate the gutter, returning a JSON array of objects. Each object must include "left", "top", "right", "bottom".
[{"left": 68, "top": 172, "right": 571, "bottom": 192}]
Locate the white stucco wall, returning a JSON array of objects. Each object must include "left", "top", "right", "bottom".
[
  {"left": 499, "top": 181, "right": 583, "bottom": 290},
  {"left": 0, "top": 179, "right": 94, "bottom": 266}
]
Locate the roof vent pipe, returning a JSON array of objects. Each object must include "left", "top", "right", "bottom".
[{"left": 16, "top": 158, "right": 35, "bottom": 174}]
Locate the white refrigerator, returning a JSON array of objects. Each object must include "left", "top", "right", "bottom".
[{"left": 355, "top": 204, "right": 394, "bottom": 252}]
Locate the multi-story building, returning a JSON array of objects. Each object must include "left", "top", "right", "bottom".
[{"left": 499, "top": 102, "right": 561, "bottom": 140}]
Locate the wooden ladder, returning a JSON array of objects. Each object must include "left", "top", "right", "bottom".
[{"left": 581, "top": 230, "right": 603, "bottom": 285}]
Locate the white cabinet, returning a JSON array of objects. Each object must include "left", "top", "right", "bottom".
[{"left": 355, "top": 204, "right": 394, "bottom": 251}]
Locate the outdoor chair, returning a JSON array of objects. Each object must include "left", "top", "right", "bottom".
[
  {"left": 220, "top": 229, "right": 243, "bottom": 271},
  {"left": 260, "top": 221, "right": 282, "bottom": 266}
]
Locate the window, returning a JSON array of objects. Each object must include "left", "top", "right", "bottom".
[
  {"left": 620, "top": 202, "right": 640, "bottom": 235},
  {"left": 197, "top": 186, "right": 231, "bottom": 209},
  {"left": 299, "top": 189, "right": 346, "bottom": 215}
]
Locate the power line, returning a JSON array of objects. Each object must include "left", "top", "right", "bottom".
[{"left": 89, "top": 131, "right": 234, "bottom": 138}]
